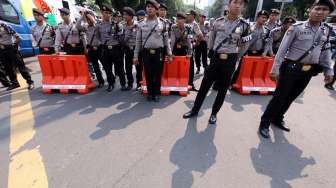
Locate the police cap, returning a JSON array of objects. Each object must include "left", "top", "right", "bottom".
[
  {"left": 59, "top": 8, "right": 70, "bottom": 15},
  {"left": 176, "top": 12, "right": 187, "bottom": 19},
  {"left": 282, "top": 17, "right": 296, "bottom": 24},
  {"left": 257, "top": 10, "right": 270, "bottom": 18},
  {"left": 136, "top": 10, "right": 146, "bottom": 16},
  {"left": 100, "top": 3, "right": 114, "bottom": 13},
  {"left": 123, "top": 7, "right": 135, "bottom": 16},
  {"left": 313, "top": 0, "right": 336, "bottom": 12},
  {"left": 159, "top": 3, "right": 168, "bottom": 10},
  {"left": 146, "top": 0, "right": 159, "bottom": 10},
  {"left": 270, "top": 9, "right": 280, "bottom": 15},
  {"left": 186, "top": 10, "right": 197, "bottom": 17},
  {"left": 33, "top": 8, "right": 44, "bottom": 16}
]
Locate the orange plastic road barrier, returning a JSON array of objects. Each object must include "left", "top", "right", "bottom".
[
  {"left": 141, "top": 56, "right": 190, "bottom": 97},
  {"left": 37, "top": 55, "right": 96, "bottom": 94},
  {"left": 233, "top": 56, "right": 276, "bottom": 95}
]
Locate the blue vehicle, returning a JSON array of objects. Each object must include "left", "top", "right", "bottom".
[{"left": 0, "top": 0, "right": 36, "bottom": 56}]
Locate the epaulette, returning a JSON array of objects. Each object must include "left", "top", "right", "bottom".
[
  {"left": 215, "top": 16, "right": 225, "bottom": 22},
  {"left": 292, "top": 22, "right": 304, "bottom": 27},
  {"left": 239, "top": 17, "right": 249, "bottom": 25}
]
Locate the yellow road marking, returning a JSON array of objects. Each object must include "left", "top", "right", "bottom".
[{"left": 8, "top": 75, "right": 48, "bottom": 188}]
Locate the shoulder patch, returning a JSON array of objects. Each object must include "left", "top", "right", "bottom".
[
  {"left": 292, "top": 22, "right": 304, "bottom": 27},
  {"left": 215, "top": 16, "right": 225, "bottom": 22}
]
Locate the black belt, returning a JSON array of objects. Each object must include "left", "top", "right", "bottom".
[
  {"left": 87, "top": 45, "right": 99, "bottom": 50},
  {"left": 64, "top": 43, "right": 83, "bottom": 48},
  {"left": 284, "top": 59, "right": 322, "bottom": 73},
  {"left": 143, "top": 48, "right": 162, "bottom": 55},
  {"left": 102, "top": 44, "right": 120, "bottom": 50},
  {"left": 214, "top": 53, "right": 238, "bottom": 60}
]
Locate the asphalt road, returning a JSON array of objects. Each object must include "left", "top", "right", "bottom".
[{"left": 0, "top": 57, "right": 335, "bottom": 188}]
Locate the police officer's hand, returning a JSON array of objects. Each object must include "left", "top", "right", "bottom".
[
  {"left": 168, "top": 55, "right": 173, "bottom": 64},
  {"left": 133, "top": 59, "right": 139, "bottom": 65},
  {"left": 270, "top": 73, "right": 279, "bottom": 82},
  {"left": 324, "top": 75, "right": 333, "bottom": 84}
]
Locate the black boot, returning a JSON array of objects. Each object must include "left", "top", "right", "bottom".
[
  {"left": 259, "top": 121, "right": 271, "bottom": 139},
  {"left": 183, "top": 110, "right": 198, "bottom": 119}
]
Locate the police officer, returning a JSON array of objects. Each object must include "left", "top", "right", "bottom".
[
  {"left": 133, "top": 0, "right": 173, "bottom": 102},
  {"left": 31, "top": 8, "right": 55, "bottom": 54},
  {"left": 122, "top": 7, "right": 138, "bottom": 90},
  {"left": 265, "top": 9, "right": 281, "bottom": 30},
  {"left": 265, "top": 17, "right": 296, "bottom": 56},
  {"left": 249, "top": 10, "right": 270, "bottom": 56},
  {"left": 97, "top": 4, "right": 127, "bottom": 92},
  {"left": 136, "top": 10, "right": 146, "bottom": 22},
  {"left": 259, "top": 0, "right": 335, "bottom": 139},
  {"left": 158, "top": 3, "right": 170, "bottom": 30},
  {"left": 135, "top": 9, "right": 146, "bottom": 91},
  {"left": 170, "top": 12, "right": 193, "bottom": 57},
  {"left": 55, "top": 8, "right": 87, "bottom": 55},
  {"left": 80, "top": 10, "right": 105, "bottom": 88},
  {"left": 195, "top": 13, "right": 209, "bottom": 74},
  {"left": 325, "top": 28, "right": 336, "bottom": 90},
  {"left": 0, "top": 20, "right": 34, "bottom": 90},
  {"left": 186, "top": 10, "right": 204, "bottom": 91},
  {"left": 183, "top": 0, "right": 251, "bottom": 124}
]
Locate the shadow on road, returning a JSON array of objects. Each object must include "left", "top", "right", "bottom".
[
  {"left": 170, "top": 118, "right": 217, "bottom": 188},
  {"left": 250, "top": 128, "right": 316, "bottom": 188},
  {"left": 90, "top": 95, "right": 180, "bottom": 140}
]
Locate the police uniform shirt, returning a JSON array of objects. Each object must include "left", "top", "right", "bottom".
[
  {"left": 123, "top": 21, "right": 138, "bottom": 48},
  {"left": 31, "top": 23, "right": 54, "bottom": 48},
  {"left": 84, "top": 23, "right": 101, "bottom": 47},
  {"left": 265, "top": 26, "right": 285, "bottom": 55},
  {"left": 55, "top": 21, "right": 87, "bottom": 52},
  {"left": 208, "top": 16, "right": 251, "bottom": 54},
  {"left": 97, "top": 20, "right": 123, "bottom": 46},
  {"left": 134, "top": 17, "right": 172, "bottom": 59},
  {"left": 272, "top": 21, "right": 334, "bottom": 76},
  {"left": 188, "top": 20, "right": 203, "bottom": 41},
  {"left": 199, "top": 22, "right": 210, "bottom": 41},
  {"left": 0, "top": 21, "right": 21, "bottom": 45},
  {"left": 249, "top": 24, "right": 270, "bottom": 52},
  {"left": 170, "top": 24, "right": 193, "bottom": 55},
  {"left": 265, "top": 21, "right": 281, "bottom": 30}
]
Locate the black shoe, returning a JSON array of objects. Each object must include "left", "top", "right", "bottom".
[
  {"left": 147, "top": 96, "right": 152, "bottom": 101},
  {"left": 106, "top": 84, "right": 114, "bottom": 92},
  {"left": 136, "top": 84, "right": 142, "bottom": 91},
  {"left": 1, "top": 83, "right": 10, "bottom": 88},
  {"left": 28, "top": 82, "right": 34, "bottom": 90},
  {"left": 196, "top": 69, "right": 200, "bottom": 74},
  {"left": 6, "top": 83, "right": 20, "bottom": 91},
  {"left": 325, "top": 84, "right": 335, "bottom": 90},
  {"left": 191, "top": 86, "right": 198, "bottom": 92},
  {"left": 208, "top": 115, "right": 217, "bottom": 124},
  {"left": 121, "top": 86, "right": 128, "bottom": 91},
  {"left": 97, "top": 83, "right": 104, "bottom": 88},
  {"left": 126, "top": 85, "right": 133, "bottom": 90},
  {"left": 259, "top": 126, "right": 270, "bottom": 139},
  {"left": 153, "top": 95, "right": 160, "bottom": 102},
  {"left": 258, "top": 121, "right": 271, "bottom": 139},
  {"left": 183, "top": 110, "right": 198, "bottom": 119},
  {"left": 271, "top": 121, "right": 290, "bottom": 132}
]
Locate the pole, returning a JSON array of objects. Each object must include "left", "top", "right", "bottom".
[{"left": 279, "top": 2, "right": 285, "bottom": 18}]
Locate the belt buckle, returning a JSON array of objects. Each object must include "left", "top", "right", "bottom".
[
  {"left": 71, "top": 44, "right": 76, "bottom": 48},
  {"left": 0, "top": 45, "right": 4, "bottom": 49},
  {"left": 176, "top": 44, "right": 182, "bottom": 49},
  {"left": 43, "top": 48, "right": 49, "bottom": 51},
  {"left": 302, "top": 65, "right": 312, "bottom": 72},
  {"left": 93, "top": 46, "right": 97, "bottom": 50},
  {"left": 108, "top": 45, "right": 113, "bottom": 50},
  {"left": 219, "top": 53, "right": 228, "bottom": 60},
  {"left": 149, "top": 49, "right": 156, "bottom": 54},
  {"left": 252, "top": 50, "right": 257, "bottom": 54}
]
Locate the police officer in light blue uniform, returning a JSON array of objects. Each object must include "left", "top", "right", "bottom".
[{"left": 259, "top": 0, "right": 336, "bottom": 139}]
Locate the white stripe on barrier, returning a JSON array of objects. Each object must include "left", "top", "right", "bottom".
[
  {"left": 141, "top": 86, "right": 188, "bottom": 92},
  {"left": 42, "top": 85, "right": 87, "bottom": 90},
  {"left": 242, "top": 86, "right": 275, "bottom": 92}
]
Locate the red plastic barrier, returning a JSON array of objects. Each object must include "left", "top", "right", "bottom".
[
  {"left": 37, "top": 55, "right": 95, "bottom": 94},
  {"left": 233, "top": 56, "right": 276, "bottom": 95},
  {"left": 141, "top": 56, "right": 190, "bottom": 96}
]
